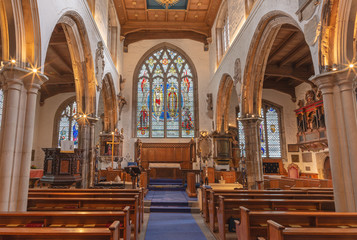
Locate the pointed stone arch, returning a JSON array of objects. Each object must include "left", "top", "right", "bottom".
[
  {"left": 241, "top": 12, "right": 303, "bottom": 116},
  {"left": 101, "top": 73, "right": 118, "bottom": 132},
  {"left": 216, "top": 74, "right": 234, "bottom": 132},
  {"left": 55, "top": 12, "right": 97, "bottom": 116}
]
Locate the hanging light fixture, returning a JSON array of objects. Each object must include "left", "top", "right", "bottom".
[{"left": 155, "top": 0, "right": 180, "bottom": 8}]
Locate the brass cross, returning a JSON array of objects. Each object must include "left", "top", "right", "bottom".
[{"left": 106, "top": 132, "right": 120, "bottom": 169}]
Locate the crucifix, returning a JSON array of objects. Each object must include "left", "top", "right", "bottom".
[{"left": 106, "top": 132, "right": 120, "bottom": 169}]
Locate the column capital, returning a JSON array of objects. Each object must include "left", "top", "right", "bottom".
[
  {"left": 310, "top": 72, "right": 336, "bottom": 95},
  {"left": 239, "top": 117, "right": 263, "bottom": 127},
  {"left": 0, "top": 66, "right": 48, "bottom": 91},
  {"left": 311, "top": 69, "right": 356, "bottom": 94}
]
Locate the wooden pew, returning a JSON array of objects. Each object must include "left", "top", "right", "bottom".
[
  {"left": 201, "top": 187, "right": 333, "bottom": 223},
  {"left": 28, "top": 197, "right": 139, "bottom": 240},
  {"left": 29, "top": 188, "right": 144, "bottom": 226},
  {"left": 0, "top": 211, "right": 130, "bottom": 240},
  {"left": 0, "top": 221, "right": 120, "bottom": 240},
  {"left": 207, "top": 191, "right": 333, "bottom": 231},
  {"left": 268, "top": 220, "right": 357, "bottom": 240},
  {"left": 204, "top": 189, "right": 333, "bottom": 229},
  {"left": 216, "top": 197, "right": 335, "bottom": 240},
  {"left": 236, "top": 207, "right": 357, "bottom": 240}
]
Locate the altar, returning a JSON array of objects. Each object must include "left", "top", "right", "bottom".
[
  {"left": 149, "top": 163, "right": 181, "bottom": 179},
  {"left": 135, "top": 140, "right": 196, "bottom": 180}
]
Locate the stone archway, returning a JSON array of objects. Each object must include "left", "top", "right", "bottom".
[
  {"left": 216, "top": 74, "right": 234, "bottom": 132},
  {"left": 102, "top": 73, "right": 118, "bottom": 132},
  {"left": 323, "top": 156, "right": 332, "bottom": 180},
  {"left": 241, "top": 12, "right": 302, "bottom": 116}
]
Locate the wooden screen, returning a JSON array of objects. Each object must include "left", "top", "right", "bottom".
[{"left": 136, "top": 141, "right": 195, "bottom": 170}]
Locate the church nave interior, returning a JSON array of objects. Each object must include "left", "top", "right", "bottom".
[{"left": 0, "top": 0, "right": 356, "bottom": 239}]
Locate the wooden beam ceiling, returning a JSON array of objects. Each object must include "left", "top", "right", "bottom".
[
  {"left": 114, "top": 0, "right": 222, "bottom": 48},
  {"left": 263, "top": 24, "right": 315, "bottom": 100}
]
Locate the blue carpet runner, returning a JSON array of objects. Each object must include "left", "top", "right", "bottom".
[
  {"left": 145, "top": 212, "right": 207, "bottom": 240},
  {"left": 148, "top": 178, "right": 185, "bottom": 191},
  {"left": 144, "top": 185, "right": 206, "bottom": 239}
]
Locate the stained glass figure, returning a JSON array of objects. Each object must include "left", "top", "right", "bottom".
[
  {"left": 58, "top": 100, "right": 78, "bottom": 148},
  {"left": 135, "top": 46, "right": 196, "bottom": 138},
  {"left": 237, "top": 101, "right": 282, "bottom": 158}
]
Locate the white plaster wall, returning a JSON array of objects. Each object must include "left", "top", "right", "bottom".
[
  {"left": 32, "top": 93, "right": 76, "bottom": 168},
  {"left": 120, "top": 39, "right": 211, "bottom": 158},
  {"left": 94, "top": 0, "right": 109, "bottom": 44}
]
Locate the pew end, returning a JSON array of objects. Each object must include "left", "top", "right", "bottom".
[{"left": 267, "top": 220, "right": 285, "bottom": 240}]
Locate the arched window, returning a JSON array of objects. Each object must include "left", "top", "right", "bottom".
[
  {"left": 54, "top": 98, "right": 79, "bottom": 148},
  {"left": 134, "top": 45, "right": 197, "bottom": 138},
  {"left": 260, "top": 101, "right": 282, "bottom": 158},
  {"left": 237, "top": 101, "right": 282, "bottom": 158},
  {"left": 216, "top": 1, "right": 230, "bottom": 62}
]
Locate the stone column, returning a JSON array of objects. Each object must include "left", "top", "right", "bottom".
[
  {"left": 88, "top": 118, "right": 98, "bottom": 188},
  {"left": 240, "top": 117, "right": 264, "bottom": 190},
  {"left": 79, "top": 120, "right": 90, "bottom": 188},
  {"left": 16, "top": 77, "right": 47, "bottom": 211},
  {"left": 0, "top": 74, "right": 23, "bottom": 211},
  {"left": 0, "top": 66, "right": 47, "bottom": 211},
  {"left": 312, "top": 70, "right": 357, "bottom": 211}
]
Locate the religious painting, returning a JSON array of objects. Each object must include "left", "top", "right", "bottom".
[{"left": 135, "top": 46, "right": 196, "bottom": 138}]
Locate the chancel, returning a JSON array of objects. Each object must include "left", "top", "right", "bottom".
[{"left": 0, "top": 0, "right": 357, "bottom": 239}]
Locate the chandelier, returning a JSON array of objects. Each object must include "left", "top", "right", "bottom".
[{"left": 155, "top": 0, "right": 180, "bottom": 8}]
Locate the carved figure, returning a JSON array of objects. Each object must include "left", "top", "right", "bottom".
[
  {"left": 95, "top": 41, "right": 105, "bottom": 90},
  {"left": 233, "top": 58, "right": 242, "bottom": 86},
  {"left": 206, "top": 93, "right": 213, "bottom": 112}
]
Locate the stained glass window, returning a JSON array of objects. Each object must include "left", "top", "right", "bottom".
[
  {"left": 238, "top": 101, "right": 282, "bottom": 158},
  {"left": 57, "top": 100, "right": 78, "bottom": 148},
  {"left": 0, "top": 90, "right": 3, "bottom": 129},
  {"left": 135, "top": 46, "right": 196, "bottom": 138}
]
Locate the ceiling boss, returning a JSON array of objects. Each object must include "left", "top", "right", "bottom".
[{"left": 155, "top": 0, "right": 180, "bottom": 8}]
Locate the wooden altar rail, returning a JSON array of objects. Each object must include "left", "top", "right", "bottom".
[
  {"left": 236, "top": 206, "right": 357, "bottom": 240},
  {"left": 27, "top": 197, "right": 139, "bottom": 240},
  {"left": 264, "top": 176, "right": 333, "bottom": 189},
  {"left": 0, "top": 211, "right": 128, "bottom": 240},
  {"left": 0, "top": 221, "right": 120, "bottom": 240}
]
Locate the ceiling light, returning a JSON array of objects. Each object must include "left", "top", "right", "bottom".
[
  {"left": 349, "top": 64, "right": 354, "bottom": 68},
  {"left": 197, "top": 2, "right": 202, "bottom": 6},
  {"left": 10, "top": 59, "right": 16, "bottom": 64},
  {"left": 32, "top": 68, "right": 38, "bottom": 73}
]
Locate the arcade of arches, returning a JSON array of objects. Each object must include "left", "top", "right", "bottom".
[{"left": 0, "top": 0, "right": 356, "bottom": 236}]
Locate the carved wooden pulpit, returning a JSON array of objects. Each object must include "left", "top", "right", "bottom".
[{"left": 41, "top": 148, "right": 83, "bottom": 187}]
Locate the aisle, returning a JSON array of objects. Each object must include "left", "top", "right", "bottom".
[
  {"left": 145, "top": 212, "right": 207, "bottom": 240},
  {"left": 143, "top": 190, "right": 213, "bottom": 240}
]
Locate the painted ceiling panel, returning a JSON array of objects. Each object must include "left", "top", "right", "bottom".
[{"left": 146, "top": 0, "right": 188, "bottom": 10}]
